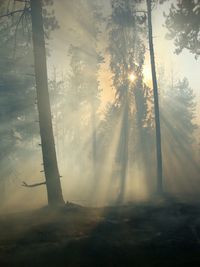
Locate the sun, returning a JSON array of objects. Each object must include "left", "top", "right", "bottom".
[{"left": 128, "top": 73, "right": 136, "bottom": 83}]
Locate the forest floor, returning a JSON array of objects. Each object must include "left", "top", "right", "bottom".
[{"left": 1, "top": 198, "right": 200, "bottom": 266}]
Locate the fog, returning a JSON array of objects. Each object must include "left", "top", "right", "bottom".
[{"left": 0, "top": 0, "right": 200, "bottom": 213}]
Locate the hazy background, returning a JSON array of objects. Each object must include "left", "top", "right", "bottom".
[
  {"left": 0, "top": 0, "right": 199, "bottom": 212},
  {"left": 48, "top": 1, "right": 200, "bottom": 119}
]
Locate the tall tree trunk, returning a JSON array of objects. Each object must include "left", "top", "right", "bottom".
[
  {"left": 91, "top": 100, "right": 97, "bottom": 176},
  {"left": 118, "top": 88, "right": 129, "bottom": 203},
  {"left": 30, "top": 0, "right": 64, "bottom": 206},
  {"left": 146, "top": 0, "right": 163, "bottom": 195}
]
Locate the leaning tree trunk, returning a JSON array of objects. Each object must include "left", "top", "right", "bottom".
[
  {"left": 147, "top": 0, "right": 163, "bottom": 195},
  {"left": 30, "top": 0, "right": 64, "bottom": 205}
]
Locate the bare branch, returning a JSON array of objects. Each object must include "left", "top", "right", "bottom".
[
  {"left": 0, "top": 8, "right": 30, "bottom": 19},
  {"left": 22, "top": 181, "right": 46, "bottom": 188},
  {"left": 13, "top": 8, "right": 26, "bottom": 57},
  {"left": 135, "top": 10, "right": 148, "bottom": 13}
]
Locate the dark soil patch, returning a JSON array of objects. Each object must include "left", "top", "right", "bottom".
[{"left": 1, "top": 201, "right": 200, "bottom": 267}]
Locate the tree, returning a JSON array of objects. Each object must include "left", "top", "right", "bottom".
[
  {"left": 162, "top": 77, "right": 197, "bottom": 151},
  {"left": 160, "top": 76, "right": 199, "bottom": 192},
  {"left": 81, "top": 0, "right": 102, "bottom": 174},
  {"left": 64, "top": 0, "right": 102, "bottom": 181},
  {"left": 0, "top": 0, "right": 64, "bottom": 206},
  {"left": 105, "top": 0, "right": 152, "bottom": 202},
  {"left": 30, "top": 0, "right": 64, "bottom": 206},
  {"left": 164, "top": 0, "right": 200, "bottom": 58},
  {"left": 146, "top": 0, "right": 163, "bottom": 195},
  {"left": 0, "top": 1, "right": 37, "bottom": 204}
]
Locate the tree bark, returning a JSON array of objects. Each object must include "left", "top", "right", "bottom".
[
  {"left": 30, "top": 0, "right": 64, "bottom": 205},
  {"left": 146, "top": 0, "right": 163, "bottom": 194}
]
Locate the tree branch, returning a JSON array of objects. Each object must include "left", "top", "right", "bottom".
[
  {"left": 22, "top": 181, "right": 46, "bottom": 188},
  {"left": 0, "top": 8, "right": 30, "bottom": 19},
  {"left": 135, "top": 10, "right": 147, "bottom": 14}
]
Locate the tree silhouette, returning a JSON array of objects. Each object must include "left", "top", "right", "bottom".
[{"left": 164, "top": 0, "right": 200, "bottom": 58}]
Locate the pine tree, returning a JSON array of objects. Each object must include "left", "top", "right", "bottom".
[
  {"left": 164, "top": 0, "right": 200, "bottom": 58},
  {"left": 64, "top": 0, "right": 102, "bottom": 180},
  {"left": 162, "top": 78, "right": 197, "bottom": 150},
  {"left": 105, "top": 0, "right": 152, "bottom": 202},
  {"left": 0, "top": 2, "right": 37, "bottom": 203},
  {"left": 30, "top": 0, "right": 64, "bottom": 206},
  {"left": 161, "top": 77, "right": 198, "bottom": 190}
]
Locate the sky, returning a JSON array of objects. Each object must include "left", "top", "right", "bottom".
[{"left": 47, "top": 0, "right": 200, "bottom": 122}]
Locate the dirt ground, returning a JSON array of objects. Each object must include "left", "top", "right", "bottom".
[{"left": 1, "top": 199, "right": 200, "bottom": 267}]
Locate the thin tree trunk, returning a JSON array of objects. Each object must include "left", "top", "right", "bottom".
[
  {"left": 146, "top": 0, "right": 163, "bottom": 194},
  {"left": 118, "top": 89, "right": 129, "bottom": 203},
  {"left": 91, "top": 101, "right": 97, "bottom": 176},
  {"left": 30, "top": 0, "right": 64, "bottom": 206}
]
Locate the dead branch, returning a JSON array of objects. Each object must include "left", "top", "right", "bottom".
[
  {"left": 22, "top": 181, "right": 46, "bottom": 188},
  {"left": 0, "top": 8, "right": 30, "bottom": 19}
]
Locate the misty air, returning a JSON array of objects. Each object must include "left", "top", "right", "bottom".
[{"left": 0, "top": 0, "right": 200, "bottom": 266}]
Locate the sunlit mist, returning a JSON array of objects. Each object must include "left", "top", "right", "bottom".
[{"left": 0, "top": 0, "right": 199, "bottom": 213}]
